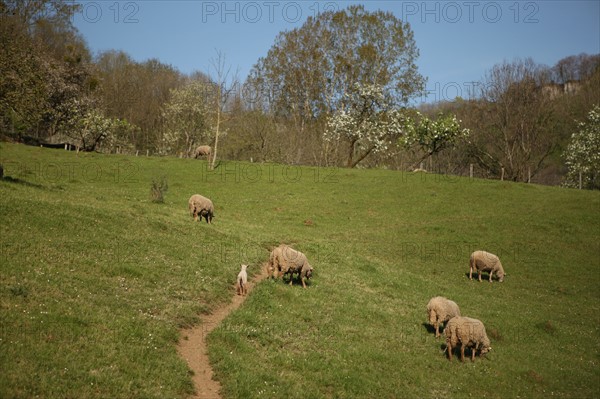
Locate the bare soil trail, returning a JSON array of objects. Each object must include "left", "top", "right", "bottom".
[{"left": 177, "top": 267, "right": 269, "bottom": 399}]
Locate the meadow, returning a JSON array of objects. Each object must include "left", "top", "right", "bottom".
[{"left": 1, "top": 143, "right": 599, "bottom": 398}]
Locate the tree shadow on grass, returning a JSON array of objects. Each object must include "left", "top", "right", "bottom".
[{"left": 1, "top": 176, "right": 47, "bottom": 189}]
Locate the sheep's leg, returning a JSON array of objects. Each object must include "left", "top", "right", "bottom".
[
  {"left": 301, "top": 276, "right": 307, "bottom": 289},
  {"left": 478, "top": 272, "right": 482, "bottom": 282},
  {"left": 434, "top": 322, "right": 439, "bottom": 338},
  {"left": 472, "top": 344, "right": 478, "bottom": 361},
  {"left": 469, "top": 264, "right": 473, "bottom": 280},
  {"left": 460, "top": 344, "right": 465, "bottom": 362},
  {"left": 489, "top": 273, "right": 493, "bottom": 283},
  {"left": 447, "top": 342, "right": 453, "bottom": 361}
]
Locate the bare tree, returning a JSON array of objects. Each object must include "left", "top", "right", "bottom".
[
  {"left": 469, "top": 58, "right": 556, "bottom": 181},
  {"left": 207, "top": 50, "right": 239, "bottom": 170}
]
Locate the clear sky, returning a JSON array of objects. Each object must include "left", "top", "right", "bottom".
[{"left": 72, "top": 1, "right": 600, "bottom": 104}]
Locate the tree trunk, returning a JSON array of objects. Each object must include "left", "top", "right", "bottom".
[
  {"left": 345, "top": 139, "right": 356, "bottom": 168},
  {"left": 349, "top": 145, "right": 376, "bottom": 168},
  {"left": 210, "top": 98, "right": 221, "bottom": 171}
]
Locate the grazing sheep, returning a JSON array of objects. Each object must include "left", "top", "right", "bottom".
[
  {"left": 194, "top": 145, "right": 211, "bottom": 159},
  {"left": 445, "top": 316, "right": 492, "bottom": 362},
  {"left": 236, "top": 264, "right": 248, "bottom": 296},
  {"left": 188, "top": 194, "right": 214, "bottom": 223},
  {"left": 267, "top": 244, "right": 286, "bottom": 279},
  {"left": 427, "top": 296, "right": 461, "bottom": 338},
  {"left": 469, "top": 251, "right": 505, "bottom": 282},
  {"left": 267, "top": 244, "right": 313, "bottom": 288}
]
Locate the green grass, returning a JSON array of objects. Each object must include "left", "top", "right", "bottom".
[{"left": 1, "top": 143, "right": 599, "bottom": 398}]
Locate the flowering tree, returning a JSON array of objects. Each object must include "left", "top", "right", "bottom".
[
  {"left": 66, "top": 106, "right": 138, "bottom": 153},
  {"left": 324, "top": 83, "right": 407, "bottom": 168},
  {"left": 161, "top": 80, "right": 210, "bottom": 156},
  {"left": 400, "top": 112, "right": 470, "bottom": 169},
  {"left": 563, "top": 105, "right": 600, "bottom": 189}
]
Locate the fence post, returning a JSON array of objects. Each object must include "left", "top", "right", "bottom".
[
  {"left": 501, "top": 167, "right": 504, "bottom": 181},
  {"left": 469, "top": 164, "right": 473, "bottom": 179},
  {"left": 528, "top": 167, "right": 531, "bottom": 183},
  {"left": 579, "top": 170, "right": 583, "bottom": 189}
]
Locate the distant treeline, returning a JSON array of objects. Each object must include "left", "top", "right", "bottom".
[{"left": 1, "top": 2, "right": 598, "bottom": 187}]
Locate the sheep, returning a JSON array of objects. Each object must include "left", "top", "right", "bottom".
[
  {"left": 267, "top": 244, "right": 289, "bottom": 279},
  {"left": 188, "top": 194, "right": 214, "bottom": 223},
  {"left": 267, "top": 244, "right": 313, "bottom": 288},
  {"left": 427, "top": 296, "right": 461, "bottom": 338},
  {"left": 445, "top": 316, "right": 492, "bottom": 362},
  {"left": 236, "top": 264, "right": 248, "bottom": 296},
  {"left": 469, "top": 250, "right": 505, "bottom": 282},
  {"left": 194, "top": 145, "right": 211, "bottom": 159}
]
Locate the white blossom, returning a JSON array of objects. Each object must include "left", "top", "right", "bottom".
[{"left": 563, "top": 105, "right": 600, "bottom": 189}]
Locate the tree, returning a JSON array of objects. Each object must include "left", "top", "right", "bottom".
[
  {"left": 400, "top": 112, "right": 470, "bottom": 169},
  {"left": 207, "top": 51, "right": 239, "bottom": 170},
  {"left": 161, "top": 79, "right": 211, "bottom": 156},
  {"left": 0, "top": 0, "right": 96, "bottom": 140},
  {"left": 247, "top": 5, "right": 424, "bottom": 166},
  {"left": 250, "top": 5, "right": 424, "bottom": 117},
  {"left": 95, "top": 52, "right": 184, "bottom": 152},
  {"left": 324, "top": 83, "right": 406, "bottom": 168},
  {"left": 563, "top": 105, "right": 600, "bottom": 189},
  {"left": 468, "top": 58, "right": 556, "bottom": 181}
]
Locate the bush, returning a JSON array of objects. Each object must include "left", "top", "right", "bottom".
[{"left": 150, "top": 176, "right": 168, "bottom": 203}]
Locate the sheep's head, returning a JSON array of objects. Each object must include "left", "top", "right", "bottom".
[
  {"left": 497, "top": 271, "right": 505, "bottom": 282},
  {"left": 304, "top": 266, "right": 313, "bottom": 279},
  {"left": 481, "top": 345, "right": 492, "bottom": 355},
  {"left": 428, "top": 311, "right": 436, "bottom": 325}
]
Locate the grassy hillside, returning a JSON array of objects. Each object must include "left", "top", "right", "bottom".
[{"left": 1, "top": 143, "right": 599, "bottom": 398}]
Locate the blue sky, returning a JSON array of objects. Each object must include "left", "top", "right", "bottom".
[{"left": 73, "top": 1, "right": 600, "bottom": 104}]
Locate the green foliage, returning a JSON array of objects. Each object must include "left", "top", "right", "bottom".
[
  {"left": 563, "top": 105, "right": 600, "bottom": 189},
  {"left": 1, "top": 144, "right": 599, "bottom": 398},
  {"left": 0, "top": 0, "right": 94, "bottom": 139},
  {"left": 247, "top": 4, "right": 424, "bottom": 120}
]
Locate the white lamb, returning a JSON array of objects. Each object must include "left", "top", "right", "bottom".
[{"left": 236, "top": 264, "right": 248, "bottom": 296}]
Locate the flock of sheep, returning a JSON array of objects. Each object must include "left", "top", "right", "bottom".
[
  {"left": 187, "top": 193, "right": 314, "bottom": 292},
  {"left": 428, "top": 251, "right": 506, "bottom": 361},
  {"left": 187, "top": 181, "right": 507, "bottom": 363}
]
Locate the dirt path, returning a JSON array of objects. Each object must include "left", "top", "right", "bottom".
[{"left": 177, "top": 267, "right": 269, "bottom": 399}]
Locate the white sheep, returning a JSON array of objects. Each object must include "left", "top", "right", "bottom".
[
  {"left": 188, "top": 194, "right": 214, "bottom": 223},
  {"left": 267, "top": 244, "right": 313, "bottom": 288},
  {"left": 469, "top": 250, "right": 505, "bottom": 282},
  {"left": 445, "top": 316, "right": 492, "bottom": 362},
  {"left": 427, "top": 296, "right": 461, "bottom": 338},
  {"left": 194, "top": 145, "right": 211, "bottom": 159},
  {"left": 236, "top": 264, "right": 248, "bottom": 296}
]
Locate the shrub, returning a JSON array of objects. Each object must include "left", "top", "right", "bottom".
[{"left": 150, "top": 176, "right": 168, "bottom": 203}]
